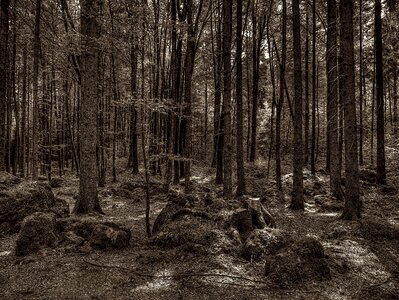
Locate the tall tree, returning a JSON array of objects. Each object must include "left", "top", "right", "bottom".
[
  {"left": 375, "top": 0, "right": 386, "bottom": 184},
  {"left": 73, "top": 0, "right": 102, "bottom": 214},
  {"left": 339, "top": 0, "right": 360, "bottom": 220},
  {"left": 358, "top": 0, "right": 364, "bottom": 165},
  {"left": 275, "top": 0, "right": 287, "bottom": 193},
  {"left": 290, "top": 0, "right": 304, "bottom": 210},
  {"left": 222, "top": 0, "right": 232, "bottom": 198},
  {"left": 311, "top": 0, "right": 317, "bottom": 174},
  {"left": 32, "top": 0, "right": 41, "bottom": 180},
  {"left": 235, "top": 0, "right": 246, "bottom": 197},
  {"left": 326, "top": 0, "right": 342, "bottom": 199},
  {"left": 0, "top": 0, "right": 9, "bottom": 171}
]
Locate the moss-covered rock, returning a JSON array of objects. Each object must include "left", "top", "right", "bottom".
[{"left": 15, "top": 212, "right": 58, "bottom": 256}]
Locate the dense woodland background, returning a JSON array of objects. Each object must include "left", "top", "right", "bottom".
[
  {"left": 0, "top": 0, "right": 398, "bottom": 215},
  {"left": 0, "top": 0, "right": 399, "bottom": 298}
]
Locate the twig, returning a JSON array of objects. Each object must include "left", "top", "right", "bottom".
[
  {"left": 369, "top": 276, "right": 392, "bottom": 288},
  {"left": 83, "top": 259, "right": 268, "bottom": 284}
]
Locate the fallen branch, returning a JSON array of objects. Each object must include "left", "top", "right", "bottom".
[{"left": 83, "top": 259, "right": 268, "bottom": 284}]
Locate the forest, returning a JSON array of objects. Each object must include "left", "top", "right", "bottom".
[{"left": 0, "top": 0, "right": 398, "bottom": 299}]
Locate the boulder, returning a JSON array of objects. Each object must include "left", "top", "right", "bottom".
[
  {"left": 49, "top": 177, "right": 64, "bottom": 188},
  {"left": 241, "top": 228, "right": 292, "bottom": 261},
  {"left": 0, "top": 172, "right": 22, "bottom": 189},
  {"left": 150, "top": 215, "right": 216, "bottom": 250},
  {"left": 15, "top": 212, "right": 58, "bottom": 256},
  {"left": 0, "top": 181, "right": 57, "bottom": 233},
  {"left": 359, "top": 168, "right": 377, "bottom": 184},
  {"left": 314, "top": 195, "right": 343, "bottom": 212},
  {"left": 57, "top": 218, "right": 131, "bottom": 250},
  {"left": 89, "top": 223, "right": 131, "bottom": 249},
  {"left": 264, "top": 236, "right": 331, "bottom": 286},
  {"left": 360, "top": 218, "right": 399, "bottom": 240},
  {"left": 152, "top": 193, "right": 201, "bottom": 235}
]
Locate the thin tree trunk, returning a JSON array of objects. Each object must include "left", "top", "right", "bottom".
[
  {"left": 222, "top": 0, "right": 232, "bottom": 198},
  {"left": 290, "top": 0, "right": 304, "bottom": 210},
  {"left": 32, "top": 0, "right": 41, "bottom": 180},
  {"left": 0, "top": 0, "right": 9, "bottom": 171},
  {"left": 235, "top": 0, "right": 246, "bottom": 197},
  {"left": 275, "top": 0, "right": 286, "bottom": 193},
  {"left": 311, "top": 0, "right": 316, "bottom": 175},
  {"left": 327, "top": 0, "right": 342, "bottom": 200},
  {"left": 375, "top": 0, "right": 386, "bottom": 184}
]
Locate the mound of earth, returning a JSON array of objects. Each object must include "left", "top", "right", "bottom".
[
  {"left": 16, "top": 214, "right": 132, "bottom": 256},
  {"left": 0, "top": 178, "right": 69, "bottom": 235}
]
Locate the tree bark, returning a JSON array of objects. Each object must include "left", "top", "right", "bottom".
[
  {"left": 74, "top": 0, "right": 102, "bottom": 214},
  {"left": 375, "top": 0, "right": 386, "bottom": 184},
  {"left": 235, "top": 0, "right": 246, "bottom": 197},
  {"left": 290, "top": 0, "right": 304, "bottom": 210},
  {"left": 32, "top": 0, "right": 41, "bottom": 180},
  {"left": 0, "top": 0, "right": 9, "bottom": 171},
  {"left": 222, "top": 0, "right": 232, "bottom": 198},
  {"left": 275, "top": 0, "right": 286, "bottom": 193},
  {"left": 326, "top": 0, "right": 342, "bottom": 200},
  {"left": 339, "top": 0, "right": 360, "bottom": 220}
]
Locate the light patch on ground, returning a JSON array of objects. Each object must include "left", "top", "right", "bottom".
[
  {"left": 132, "top": 269, "right": 173, "bottom": 292},
  {"left": 191, "top": 175, "right": 213, "bottom": 184},
  {"left": 0, "top": 251, "right": 11, "bottom": 257},
  {"left": 324, "top": 239, "right": 390, "bottom": 283}
]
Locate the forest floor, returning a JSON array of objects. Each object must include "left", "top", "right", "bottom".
[{"left": 1, "top": 145, "right": 399, "bottom": 299}]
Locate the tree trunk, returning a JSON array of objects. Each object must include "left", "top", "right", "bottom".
[
  {"left": 326, "top": 0, "right": 342, "bottom": 200},
  {"left": 290, "top": 0, "right": 304, "bottom": 210},
  {"left": 359, "top": 0, "right": 364, "bottom": 165},
  {"left": 394, "top": 64, "right": 398, "bottom": 136},
  {"left": 339, "top": 0, "right": 360, "bottom": 220},
  {"left": 375, "top": 0, "right": 386, "bottom": 184},
  {"left": 275, "top": 0, "right": 286, "bottom": 193},
  {"left": 32, "top": 0, "right": 41, "bottom": 180},
  {"left": 0, "top": 0, "right": 9, "bottom": 171},
  {"left": 222, "top": 0, "right": 232, "bottom": 198},
  {"left": 74, "top": 0, "right": 102, "bottom": 214},
  {"left": 311, "top": 0, "right": 316, "bottom": 175},
  {"left": 235, "top": 0, "right": 246, "bottom": 197},
  {"left": 20, "top": 44, "right": 27, "bottom": 177}
]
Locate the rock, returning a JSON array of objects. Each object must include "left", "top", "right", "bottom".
[
  {"left": 89, "top": 223, "right": 131, "bottom": 249},
  {"left": 241, "top": 228, "right": 292, "bottom": 261},
  {"left": 378, "top": 184, "right": 398, "bottom": 195},
  {"left": 49, "top": 198, "right": 70, "bottom": 218},
  {"left": 63, "top": 230, "right": 85, "bottom": 246},
  {"left": 359, "top": 168, "right": 377, "bottom": 184},
  {"left": 152, "top": 202, "right": 183, "bottom": 235},
  {"left": 15, "top": 212, "right": 58, "bottom": 256},
  {"left": 0, "top": 222, "right": 11, "bottom": 237},
  {"left": 0, "top": 172, "right": 22, "bottom": 189},
  {"left": 264, "top": 235, "right": 331, "bottom": 286},
  {"left": 360, "top": 218, "right": 399, "bottom": 240},
  {"left": 292, "top": 236, "right": 325, "bottom": 258},
  {"left": 57, "top": 218, "right": 131, "bottom": 251},
  {"left": 49, "top": 177, "right": 64, "bottom": 188},
  {"left": 0, "top": 181, "right": 56, "bottom": 233},
  {"left": 314, "top": 195, "right": 343, "bottom": 212},
  {"left": 354, "top": 286, "right": 399, "bottom": 300},
  {"left": 150, "top": 215, "right": 217, "bottom": 249}
]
